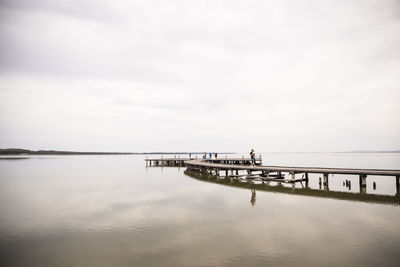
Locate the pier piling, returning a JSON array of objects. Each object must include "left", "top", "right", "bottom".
[
  {"left": 323, "top": 173, "right": 329, "bottom": 186},
  {"left": 359, "top": 174, "right": 367, "bottom": 188}
]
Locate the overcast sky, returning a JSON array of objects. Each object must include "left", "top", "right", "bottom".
[{"left": 0, "top": 0, "right": 399, "bottom": 152}]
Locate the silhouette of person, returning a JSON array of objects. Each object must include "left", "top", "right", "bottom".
[{"left": 250, "top": 189, "right": 256, "bottom": 206}]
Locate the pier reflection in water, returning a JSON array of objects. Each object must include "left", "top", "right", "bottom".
[{"left": 184, "top": 170, "right": 400, "bottom": 206}]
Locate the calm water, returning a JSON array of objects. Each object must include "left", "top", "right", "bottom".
[{"left": 0, "top": 153, "right": 399, "bottom": 267}]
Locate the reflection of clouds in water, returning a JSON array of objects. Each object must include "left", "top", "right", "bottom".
[{"left": 1, "top": 156, "right": 400, "bottom": 266}]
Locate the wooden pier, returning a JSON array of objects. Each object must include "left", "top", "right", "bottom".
[
  {"left": 145, "top": 156, "right": 262, "bottom": 167},
  {"left": 145, "top": 157, "right": 193, "bottom": 167},
  {"left": 203, "top": 157, "right": 262, "bottom": 166},
  {"left": 145, "top": 157, "right": 400, "bottom": 194}
]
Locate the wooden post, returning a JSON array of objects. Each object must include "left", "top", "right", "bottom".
[
  {"left": 247, "top": 170, "right": 252, "bottom": 178},
  {"left": 360, "top": 186, "right": 366, "bottom": 194},
  {"left": 359, "top": 174, "right": 367, "bottom": 188},
  {"left": 305, "top": 172, "right": 309, "bottom": 181},
  {"left": 322, "top": 174, "right": 329, "bottom": 191},
  {"left": 323, "top": 173, "right": 329, "bottom": 186},
  {"left": 396, "top": 176, "right": 400, "bottom": 195}
]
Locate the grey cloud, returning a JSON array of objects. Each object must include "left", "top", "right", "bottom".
[
  {"left": 0, "top": 0, "right": 122, "bottom": 23},
  {"left": 0, "top": 0, "right": 399, "bottom": 151}
]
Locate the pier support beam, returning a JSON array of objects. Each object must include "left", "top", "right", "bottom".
[
  {"left": 323, "top": 173, "right": 329, "bottom": 191},
  {"left": 396, "top": 176, "right": 400, "bottom": 195},
  {"left": 360, "top": 186, "right": 367, "bottom": 195},
  {"left": 359, "top": 174, "right": 367, "bottom": 188},
  {"left": 323, "top": 173, "right": 329, "bottom": 186},
  {"left": 305, "top": 172, "right": 309, "bottom": 187}
]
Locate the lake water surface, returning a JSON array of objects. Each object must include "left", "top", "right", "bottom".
[{"left": 0, "top": 153, "right": 399, "bottom": 267}]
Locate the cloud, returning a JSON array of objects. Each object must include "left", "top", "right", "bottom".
[{"left": 0, "top": 0, "right": 399, "bottom": 151}]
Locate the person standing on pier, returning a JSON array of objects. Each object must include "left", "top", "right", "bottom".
[
  {"left": 203, "top": 152, "right": 206, "bottom": 159},
  {"left": 250, "top": 149, "right": 256, "bottom": 167},
  {"left": 215, "top": 153, "right": 218, "bottom": 159}
]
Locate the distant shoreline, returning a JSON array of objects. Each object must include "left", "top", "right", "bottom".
[
  {"left": 0, "top": 148, "right": 228, "bottom": 155},
  {"left": 0, "top": 148, "right": 399, "bottom": 155}
]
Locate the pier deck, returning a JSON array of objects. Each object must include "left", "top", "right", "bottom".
[
  {"left": 145, "top": 157, "right": 262, "bottom": 166},
  {"left": 145, "top": 157, "right": 192, "bottom": 167},
  {"left": 185, "top": 159, "right": 400, "bottom": 176}
]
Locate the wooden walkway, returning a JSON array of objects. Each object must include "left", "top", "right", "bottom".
[
  {"left": 145, "top": 157, "right": 191, "bottom": 167},
  {"left": 185, "top": 159, "right": 400, "bottom": 176},
  {"left": 145, "top": 157, "right": 262, "bottom": 166},
  {"left": 203, "top": 157, "right": 262, "bottom": 165}
]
